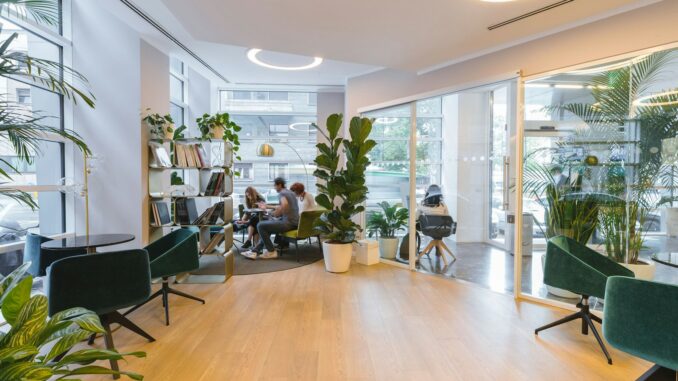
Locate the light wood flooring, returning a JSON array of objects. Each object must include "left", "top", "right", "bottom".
[{"left": 84, "top": 261, "right": 649, "bottom": 381}]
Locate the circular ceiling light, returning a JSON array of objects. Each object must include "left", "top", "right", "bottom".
[
  {"left": 374, "top": 117, "right": 399, "bottom": 125},
  {"left": 633, "top": 90, "right": 678, "bottom": 107},
  {"left": 289, "top": 122, "right": 315, "bottom": 132},
  {"left": 247, "top": 48, "right": 323, "bottom": 71}
]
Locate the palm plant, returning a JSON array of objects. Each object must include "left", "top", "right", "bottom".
[
  {"left": 0, "top": 263, "right": 145, "bottom": 380},
  {"left": 0, "top": 0, "right": 94, "bottom": 208},
  {"left": 366, "top": 201, "right": 408, "bottom": 239}
]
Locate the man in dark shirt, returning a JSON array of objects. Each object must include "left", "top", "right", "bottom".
[{"left": 242, "top": 177, "right": 299, "bottom": 259}]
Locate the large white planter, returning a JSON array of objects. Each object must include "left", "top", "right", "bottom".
[
  {"left": 665, "top": 207, "right": 678, "bottom": 237},
  {"left": 621, "top": 258, "right": 656, "bottom": 281},
  {"left": 378, "top": 237, "right": 399, "bottom": 259},
  {"left": 541, "top": 253, "right": 580, "bottom": 299},
  {"left": 322, "top": 242, "right": 353, "bottom": 273}
]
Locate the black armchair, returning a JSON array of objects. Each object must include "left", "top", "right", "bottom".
[{"left": 417, "top": 214, "right": 457, "bottom": 265}]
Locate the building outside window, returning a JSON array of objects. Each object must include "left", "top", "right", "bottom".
[
  {"left": 219, "top": 90, "right": 317, "bottom": 207},
  {"left": 234, "top": 162, "right": 254, "bottom": 181}
]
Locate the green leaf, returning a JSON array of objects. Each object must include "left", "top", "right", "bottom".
[
  {"left": 56, "top": 349, "right": 145, "bottom": 368},
  {"left": 0, "top": 345, "right": 38, "bottom": 364},
  {"left": 0, "top": 362, "right": 52, "bottom": 381},
  {"left": 0, "top": 262, "right": 30, "bottom": 304},
  {"left": 54, "top": 365, "right": 144, "bottom": 381},
  {"left": 44, "top": 329, "right": 91, "bottom": 362},
  {"left": 3, "top": 295, "right": 48, "bottom": 348},
  {"left": 1, "top": 275, "right": 32, "bottom": 325}
]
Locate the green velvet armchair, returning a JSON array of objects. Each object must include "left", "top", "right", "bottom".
[
  {"left": 47, "top": 249, "right": 155, "bottom": 377},
  {"left": 535, "top": 236, "right": 634, "bottom": 365},
  {"left": 24, "top": 233, "right": 86, "bottom": 277},
  {"left": 125, "top": 228, "right": 205, "bottom": 325},
  {"left": 282, "top": 209, "right": 325, "bottom": 262},
  {"left": 604, "top": 276, "right": 678, "bottom": 380}
]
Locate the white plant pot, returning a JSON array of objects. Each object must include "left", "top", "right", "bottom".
[
  {"left": 621, "top": 258, "right": 656, "bottom": 281},
  {"left": 541, "top": 253, "right": 580, "bottom": 299},
  {"left": 665, "top": 207, "right": 678, "bottom": 237},
  {"left": 322, "top": 242, "right": 353, "bottom": 273},
  {"left": 378, "top": 237, "right": 399, "bottom": 259}
]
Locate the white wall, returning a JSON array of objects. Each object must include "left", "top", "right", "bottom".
[
  {"left": 71, "top": 0, "right": 142, "bottom": 250},
  {"left": 346, "top": 0, "right": 678, "bottom": 114}
]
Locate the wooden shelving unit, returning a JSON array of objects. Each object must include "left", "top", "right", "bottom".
[{"left": 148, "top": 139, "right": 235, "bottom": 284}]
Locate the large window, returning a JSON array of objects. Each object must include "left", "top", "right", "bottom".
[
  {"left": 169, "top": 57, "right": 187, "bottom": 126},
  {"left": 0, "top": 4, "right": 69, "bottom": 273},
  {"left": 219, "top": 90, "right": 318, "bottom": 207}
]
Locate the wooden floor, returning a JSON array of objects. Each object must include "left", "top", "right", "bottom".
[{"left": 84, "top": 261, "right": 649, "bottom": 381}]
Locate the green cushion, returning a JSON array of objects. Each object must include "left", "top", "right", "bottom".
[
  {"left": 283, "top": 230, "right": 298, "bottom": 239},
  {"left": 144, "top": 228, "right": 200, "bottom": 278},
  {"left": 47, "top": 250, "right": 151, "bottom": 316},
  {"left": 292, "top": 209, "right": 325, "bottom": 240},
  {"left": 543, "top": 236, "right": 633, "bottom": 298},
  {"left": 603, "top": 276, "right": 678, "bottom": 370}
]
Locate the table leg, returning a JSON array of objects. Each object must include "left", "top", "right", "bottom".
[{"left": 87, "top": 247, "right": 97, "bottom": 254}]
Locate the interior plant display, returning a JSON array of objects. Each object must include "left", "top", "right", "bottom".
[
  {"left": 0, "top": 263, "right": 145, "bottom": 380},
  {"left": 0, "top": 0, "right": 94, "bottom": 208},
  {"left": 313, "top": 113, "right": 376, "bottom": 273},
  {"left": 196, "top": 112, "right": 242, "bottom": 161},
  {"left": 366, "top": 201, "right": 408, "bottom": 259},
  {"left": 143, "top": 109, "right": 174, "bottom": 140}
]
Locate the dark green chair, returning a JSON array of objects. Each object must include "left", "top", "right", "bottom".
[
  {"left": 47, "top": 249, "right": 154, "bottom": 378},
  {"left": 125, "top": 229, "right": 205, "bottom": 325},
  {"left": 24, "top": 233, "right": 86, "bottom": 277},
  {"left": 281, "top": 209, "right": 325, "bottom": 262},
  {"left": 604, "top": 276, "right": 678, "bottom": 380},
  {"left": 535, "top": 236, "right": 634, "bottom": 364}
]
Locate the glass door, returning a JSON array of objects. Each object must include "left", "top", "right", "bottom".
[{"left": 489, "top": 86, "right": 509, "bottom": 245}]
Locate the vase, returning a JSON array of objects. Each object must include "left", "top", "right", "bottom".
[
  {"left": 322, "top": 242, "right": 353, "bottom": 273},
  {"left": 620, "top": 258, "right": 656, "bottom": 281},
  {"left": 378, "top": 237, "right": 399, "bottom": 259}
]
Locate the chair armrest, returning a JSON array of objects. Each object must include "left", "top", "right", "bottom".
[{"left": 149, "top": 233, "right": 200, "bottom": 278}]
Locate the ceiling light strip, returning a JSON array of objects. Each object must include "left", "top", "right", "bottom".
[
  {"left": 487, "top": 0, "right": 575, "bottom": 31},
  {"left": 119, "top": 0, "right": 230, "bottom": 83}
]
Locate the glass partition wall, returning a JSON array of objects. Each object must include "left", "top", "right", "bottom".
[
  {"left": 362, "top": 80, "right": 519, "bottom": 294},
  {"left": 520, "top": 47, "right": 678, "bottom": 306}
]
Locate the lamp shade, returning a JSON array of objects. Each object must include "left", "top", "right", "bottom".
[{"left": 257, "top": 143, "right": 275, "bottom": 157}]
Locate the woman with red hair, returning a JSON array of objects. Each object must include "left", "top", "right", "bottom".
[{"left": 290, "top": 182, "right": 316, "bottom": 212}]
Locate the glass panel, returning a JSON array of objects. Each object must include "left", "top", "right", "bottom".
[
  {"left": 169, "top": 102, "right": 184, "bottom": 126},
  {"left": 170, "top": 74, "right": 183, "bottom": 103},
  {"left": 220, "top": 91, "right": 316, "bottom": 114},
  {"left": 521, "top": 49, "right": 678, "bottom": 306},
  {"left": 2, "top": 0, "right": 62, "bottom": 34},
  {"left": 490, "top": 87, "right": 509, "bottom": 244},
  {"left": 170, "top": 57, "right": 183, "bottom": 75}
]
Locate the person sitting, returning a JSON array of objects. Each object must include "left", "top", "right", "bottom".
[
  {"left": 237, "top": 186, "right": 266, "bottom": 249},
  {"left": 241, "top": 177, "right": 299, "bottom": 260},
  {"left": 290, "top": 182, "right": 316, "bottom": 212},
  {"left": 416, "top": 184, "right": 450, "bottom": 258}
]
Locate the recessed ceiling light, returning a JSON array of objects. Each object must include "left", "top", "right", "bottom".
[
  {"left": 247, "top": 48, "right": 323, "bottom": 71},
  {"left": 634, "top": 90, "right": 678, "bottom": 107},
  {"left": 374, "top": 117, "right": 399, "bottom": 125},
  {"left": 289, "top": 122, "right": 315, "bottom": 131}
]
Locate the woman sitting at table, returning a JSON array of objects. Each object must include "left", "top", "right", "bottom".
[
  {"left": 290, "top": 182, "right": 316, "bottom": 213},
  {"left": 238, "top": 186, "right": 266, "bottom": 249}
]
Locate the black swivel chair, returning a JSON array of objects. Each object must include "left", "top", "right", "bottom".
[
  {"left": 417, "top": 215, "right": 457, "bottom": 266},
  {"left": 47, "top": 250, "right": 155, "bottom": 378}
]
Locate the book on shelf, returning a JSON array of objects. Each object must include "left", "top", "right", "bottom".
[
  {"left": 195, "top": 144, "right": 208, "bottom": 167},
  {"left": 175, "top": 197, "right": 199, "bottom": 225},
  {"left": 202, "top": 232, "right": 224, "bottom": 254},
  {"left": 192, "top": 201, "right": 224, "bottom": 226},
  {"left": 150, "top": 201, "right": 172, "bottom": 226},
  {"left": 149, "top": 144, "right": 172, "bottom": 168},
  {"left": 204, "top": 172, "right": 224, "bottom": 196}
]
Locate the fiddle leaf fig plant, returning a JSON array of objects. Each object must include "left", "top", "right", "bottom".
[
  {"left": 196, "top": 112, "right": 242, "bottom": 160},
  {"left": 0, "top": 263, "right": 145, "bottom": 380},
  {"left": 313, "top": 114, "right": 376, "bottom": 243}
]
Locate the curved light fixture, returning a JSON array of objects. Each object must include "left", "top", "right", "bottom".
[
  {"left": 247, "top": 48, "right": 323, "bottom": 71},
  {"left": 633, "top": 90, "right": 678, "bottom": 107},
  {"left": 289, "top": 122, "right": 314, "bottom": 132},
  {"left": 256, "top": 143, "right": 275, "bottom": 157},
  {"left": 568, "top": 54, "right": 650, "bottom": 75},
  {"left": 374, "top": 117, "right": 399, "bottom": 125}
]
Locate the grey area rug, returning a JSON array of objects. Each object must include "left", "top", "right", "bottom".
[{"left": 194, "top": 241, "right": 323, "bottom": 276}]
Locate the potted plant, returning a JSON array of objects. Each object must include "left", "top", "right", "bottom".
[
  {"left": 197, "top": 112, "right": 242, "bottom": 162},
  {"left": 366, "top": 201, "right": 408, "bottom": 259},
  {"left": 0, "top": 263, "right": 145, "bottom": 379},
  {"left": 313, "top": 114, "right": 376, "bottom": 273},
  {"left": 143, "top": 109, "right": 174, "bottom": 140}
]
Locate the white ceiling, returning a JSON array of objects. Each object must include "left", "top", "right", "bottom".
[{"left": 111, "top": 0, "right": 661, "bottom": 86}]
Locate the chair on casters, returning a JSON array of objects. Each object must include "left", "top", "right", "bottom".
[
  {"left": 281, "top": 209, "right": 325, "bottom": 262},
  {"left": 534, "top": 236, "right": 634, "bottom": 365},
  {"left": 24, "top": 233, "right": 86, "bottom": 277},
  {"left": 603, "top": 276, "right": 678, "bottom": 380},
  {"left": 416, "top": 215, "right": 457, "bottom": 265},
  {"left": 125, "top": 228, "right": 205, "bottom": 325},
  {"left": 47, "top": 249, "right": 155, "bottom": 379}
]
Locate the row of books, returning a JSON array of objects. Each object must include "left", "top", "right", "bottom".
[
  {"left": 204, "top": 172, "right": 225, "bottom": 196},
  {"left": 193, "top": 201, "right": 225, "bottom": 226},
  {"left": 175, "top": 198, "right": 225, "bottom": 226},
  {"left": 175, "top": 144, "right": 209, "bottom": 168},
  {"left": 150, "top": 201, "right": 172, "bottom": 226}
]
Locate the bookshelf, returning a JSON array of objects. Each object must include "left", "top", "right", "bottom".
[{"left": 148, "top": 139, "right": 235, "bottom": 284}]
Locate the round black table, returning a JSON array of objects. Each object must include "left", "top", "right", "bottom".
[
  {"left": 41, "top": 234, "right": 135, "bottom": 254},
  {"left": 651, "top": 252, "right": 678, "bottom": 268}
]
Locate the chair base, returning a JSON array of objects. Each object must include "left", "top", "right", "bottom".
[
  {"left": 416, "top": 239, "right": 456, "bottom": 266},
  {"left": 124, "top": 278, "right": 205, "bottom": 326},
  {"left": 535, "top": 296, "right": 612, "bottom": 365},
  {"left": 637, "top": 365, "right": 677, "bottom": 381},
  {"left": 280, "top": 236, "right": 323, "bottom": 262}
]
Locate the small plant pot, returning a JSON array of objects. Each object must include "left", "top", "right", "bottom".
[
  {"left": 163, "top": 126, "right": 174, "bottom": 140},
  {"left": 211, "top": 127, "right": 224, "bottom": 139},
  {"left": 621, "top": 258, "right": 656, "bottom": 281},
  {"left": 322, "top": 242, "right": 353, "bottom": 273},
  {"left": 378, "top": 237, "right": 399, "bottom": 259}
]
